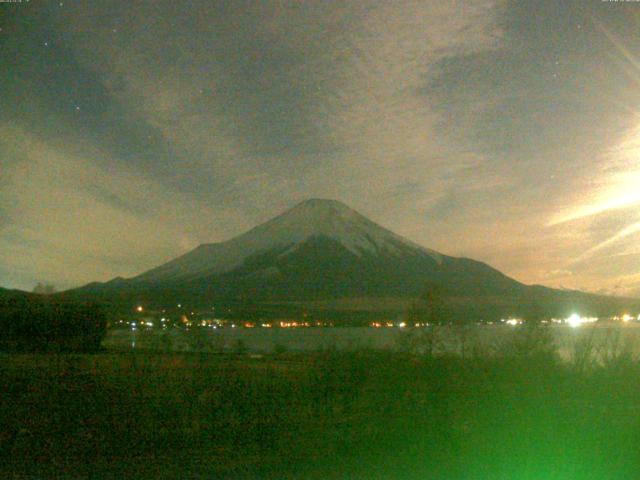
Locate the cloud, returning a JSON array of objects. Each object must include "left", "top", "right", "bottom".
[
  {"left": 46, "top": 0, "right": 507, "bottom": 235},
  {"left": 3, "top": 0, "right": 640, "bottom": 298},
  {"left": 0, "top": 125, "right": 245, "bottom": 289}
]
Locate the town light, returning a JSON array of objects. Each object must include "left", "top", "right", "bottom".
[
  {"left": 566, "top": 314, "right": 598, "bottom": 327},
  {"left": 567, "top": 313, "right": 582, "bottom": 328},
  {"left": 504, "top": 318, "right": 522, "bottom": 326}
]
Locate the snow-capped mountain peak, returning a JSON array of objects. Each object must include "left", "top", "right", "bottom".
[
  {"left": 133, "top": 199, "right": 440, "bottom": 283},
  {"left": 240, "top": 198, "right": 436, "bottom": 257},
  {"left": 67, "top": 201, "right": 640, "bottom": 324}
]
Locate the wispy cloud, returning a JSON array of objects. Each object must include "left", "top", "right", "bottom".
[
  {"left": 0, "top": 125, "right": 245, "bottom": 289},
  {"left": 2, "top": 0, "right": 640, "bottom": 296}
]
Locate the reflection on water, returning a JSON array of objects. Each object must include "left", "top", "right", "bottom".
[{"left": 103, "top": 324, "right": 640, "bottom": 361}]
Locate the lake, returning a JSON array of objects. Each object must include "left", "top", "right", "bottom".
[{"left": 103, "top": 323, "right": 640, "bottom": 361}]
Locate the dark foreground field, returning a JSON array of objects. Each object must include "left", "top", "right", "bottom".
[{"left": 2, "top": 341, "right": 640, "bottom": 479}]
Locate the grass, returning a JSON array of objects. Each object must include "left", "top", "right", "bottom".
[{"left": 2, "top": 342, "right": 640, "bottom": 479}]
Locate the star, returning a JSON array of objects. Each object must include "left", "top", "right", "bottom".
[
  {"left": 75, "top": 105, "right": 81, "bottom": 112},
  {"left": 44, "top": 41, "right": 49, "bottom": 47}
]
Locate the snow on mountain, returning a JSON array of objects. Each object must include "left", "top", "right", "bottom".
[{"left": 133, "top": 199, "right": 441, "bottom": 283}]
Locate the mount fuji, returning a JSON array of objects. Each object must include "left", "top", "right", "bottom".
[
  {"left": 133, "top": 198, "right": 444, "bottom": 284},
  {"left": 63, "top": 199, "right": 640, "bottom": 322}
]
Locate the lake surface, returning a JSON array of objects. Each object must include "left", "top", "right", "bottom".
[{"left": 104, "top": 323, "right": 640, "bottom": 361}]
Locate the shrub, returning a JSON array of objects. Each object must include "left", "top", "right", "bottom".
[{"left": 0, "top": 296, "right": 107, "bottom": 352}]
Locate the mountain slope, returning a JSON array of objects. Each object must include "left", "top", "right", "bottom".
[
  {"left": 132, "top": 199, "right": 442, "bottom": 284},
  {"left": 62, "top": 199, "right": 640, "bottom": 321}
]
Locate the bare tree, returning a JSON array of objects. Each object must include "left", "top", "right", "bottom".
[{"left": 402, "top": 283, "right": 451, "bottom": 358}]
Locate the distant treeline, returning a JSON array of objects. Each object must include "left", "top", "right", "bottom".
[{"left": 0, "top": 293, "right": 106, "bottom": 352}]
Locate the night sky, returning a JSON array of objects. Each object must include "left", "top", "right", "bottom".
[{"left": 2, "top": 0, "right": 640, "bottom": 296}]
